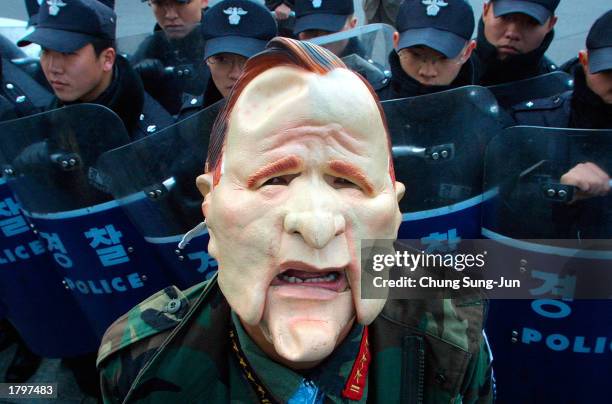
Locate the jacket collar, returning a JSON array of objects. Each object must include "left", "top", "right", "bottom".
[
  {"left": 51, "top": 55, "right": 144, "bottom": 137},
  {"left": 475, "top": 18, "right": 554, "bottom": 85}
]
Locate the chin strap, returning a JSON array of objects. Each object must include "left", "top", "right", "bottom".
[{"left": 177, "top": 220, "right": 207, "bottom": 250}]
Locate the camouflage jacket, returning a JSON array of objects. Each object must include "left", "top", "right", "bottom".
[{"left": 97, "top": 274, "right": 493, "bottom": 404}]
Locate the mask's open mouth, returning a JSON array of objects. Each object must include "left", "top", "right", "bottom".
[{"left": 271, "top": 269, "right": 350, "bottom": 292}]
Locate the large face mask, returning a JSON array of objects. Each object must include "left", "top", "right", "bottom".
[{"left": 199, "top": 66, "right": 404, "bottom": 364}]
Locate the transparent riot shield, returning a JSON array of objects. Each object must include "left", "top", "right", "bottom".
[
  {"left": 0, "top": 175, "right": 98, "bottom": 357},
  {"left": 116, "top": 24, "right": 208, "bottom": 114},
  {"left": 488, "top": 71, "right": 574, "bottom": 110},
  {"left": 98, "top": 101, "right": 224, "bottom": 289},
  {"left": 310, "top": 24, "right": 394, "bottom": 90},
  {"left": 382, "top": 86, "right": 503, "bottom": 249},
  {"left": 0, "top": 104, "right": 173, "bottom": 339},
  {"left": 482, "top": 126, "right": 612, "bottom": 403}
]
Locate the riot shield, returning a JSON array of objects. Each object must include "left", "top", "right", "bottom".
[
  {"left": 382, "top": 86, "right": 503, "bottom": 245},
  {"left": 482, "top": 126, "right": 612, "bottom": 403},
  {"left": 98, "top": 101, "right": 224, "bottom": 289},
  {"left": 116, "top": 25, "right": 208, "bottom": 114},
  {"left": 0, "top": 175, "right": 98, "bottom": 357},
  {"left": 0, "top": 104, "right": 173, "bottom": 338},
  {"left": 310, "top": 24, "right": 394, "bottom": 90},
  {"left": 487, "top": 71, "right": 574, "bottom": 110}
]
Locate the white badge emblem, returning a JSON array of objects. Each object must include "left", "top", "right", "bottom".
[
  {"left": 223, "top": 7, "right": 248, "bottom": 25},
  {"left": 47, "top": 0, "right": 67, "bottom": 16},
  {"left": 422, "top": 0, "right": 448, "bottom": 16},
  {"left": 312, "top": 0, "right": 322, "bottom": 8}
]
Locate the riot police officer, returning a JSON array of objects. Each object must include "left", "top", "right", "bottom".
[
  {"left": 475, "top": 0, "right": 560, "bottom": 86},
  {"left": 177, "top": 0, "right": 277, "bottom": 119},
  {"left": 293, "top": 0, "right": 359, "bottom": 57},
  {"left": 18, "top": 0, "right": 173, "bottom": 140},
  {"left": 512, "top": 10, "right": 612, "bottom": 205},
  {"left": 377, "top": 0, "right": 477, "bottom": 100},
  {"left": 132, "top": 0, "right": 210, "bottom": 114},
  {"left": 512, "top": 10, "right": 612, "bottom": 130},
  {"left": 25, "top": 0, "right": 116, "bottom": 25}
]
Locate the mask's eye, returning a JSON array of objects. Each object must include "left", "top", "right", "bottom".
[
  {"left": 331, "top": 176, "right": 360, "bottom": 190},
  {"left": 261, "top": 174, "right": 297, "bottom": 187}
]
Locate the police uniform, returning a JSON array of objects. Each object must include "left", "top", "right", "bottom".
[
  {"left": 0, "top": 93, "right": 15, "bottom": 121},
  {"left": 18, "top": 0, "right": 173, "bottom": 140},
  {"left": 512, "top": 10, "right": 612, "bottom": 129},
  {"left": 474, "top": 0, "right": 560, "bottom": 86},
  {"left": 377, "top": 0, "right": 477, "bottom": 101},
  {"left": 131, "top": 1, "right": 209, "bottom": 115},
  {"left": 176, "top": 0, "right": 277, "bottom": 120},
  {"left": 1, "top": 58, "right": 53, "bottom": 118}
]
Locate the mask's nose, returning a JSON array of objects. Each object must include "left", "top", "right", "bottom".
[{"left": 284, "top": 211, "right": 346, "bottom": 249}]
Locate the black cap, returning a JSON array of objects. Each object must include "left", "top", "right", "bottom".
[
  {"left": 396, "top": 0, "right": 474, "bottom": 59},
  {"left": 293, "top": 0, "right": 354, "bottom": 35},
  {"left": 586, "top": 10, "right": 612, "bottom": 73},
  {"left": 201, "top": 0, "right": 277, "bottom": 59},
  {"left": 492, "top": 0, "right": 560, "bottom": 25},
  {"left": 18, "top": 0, "right": 116, "bottom": 53}
]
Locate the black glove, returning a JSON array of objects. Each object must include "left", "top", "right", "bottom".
[
  {"left": 12, "top": 141, "right": 52, "bottom": 173},
  {"left": 133, "top": 58, "right": 165, "bottom": 83}
]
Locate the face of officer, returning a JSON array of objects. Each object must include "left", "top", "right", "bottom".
[
  {"left": 197, "top": 64, "right": 404, "bottom": 368},
  {"left": 394, "top": 37, "right": 476, "bottom": 86},
  {"left": 298, "top": 15, "right": 357, "bottom": 56},
  {"left": 482, "top": 2, "right": 557, "bottom": 60},
  {"left": 206, "top": 53, "right": 247, "bottom": 98},
  {"left": 149, "top": 0, "right": 208, "bottom": 39},
  {"left": 580, "top": 50, "right": 612, "bottom": 104},
  {"left": 40, "top": 44, "right": 115, "bottom": 103}
]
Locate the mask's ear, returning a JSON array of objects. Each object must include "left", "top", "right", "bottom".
[
  {"left": 196, "top": 173, "right": 214, "bottom": 217},
  {"left": 395, "top": 181, "right": 405, "bottom": 203}
]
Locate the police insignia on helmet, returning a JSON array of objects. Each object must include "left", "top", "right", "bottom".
[
  {"left": 422, "top": 0, "right": 448, "bottom": 17},
  {"left": 223, "top": 7, "right": 248, "bottom": 25}
]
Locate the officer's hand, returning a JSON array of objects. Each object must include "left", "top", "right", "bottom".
[
  {"left": 274, "top": 4, "right": 292, "bottom": 20},
  {"left": 12, "top": 141, "right": 52, "bottom": 173},
  {"left": 133, "top": 58, "right": 165, "bottom": 82},
  {"left": 560, "top": 162, "right": 611, "bottom": 202}
]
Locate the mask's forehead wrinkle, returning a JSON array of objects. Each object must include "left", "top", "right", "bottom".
[
  {"left": 259, "top": 124, "right": 368, "bottom": 158},
  {"left": 227, "top": 66, "right": 385, "bottom": 150}
]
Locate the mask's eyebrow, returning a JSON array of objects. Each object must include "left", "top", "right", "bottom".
[
  {"left": 328, "top": 160, "right": 375, "bottom": 195},
  {"left": 246, "top": 155, "right": 303, "bottom": 188}
]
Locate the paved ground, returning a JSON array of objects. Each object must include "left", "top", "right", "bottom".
[{"left": 0, "top": 344, "right": 97, "bottom": 403}]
